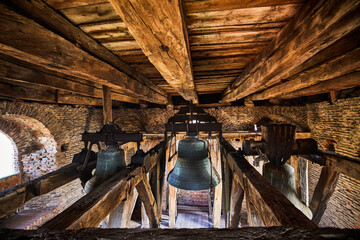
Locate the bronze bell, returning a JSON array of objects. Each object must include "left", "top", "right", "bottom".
[
  {"left": 84, "top": 145, "right": 125, "bottom": 193},
  {"left": 263, "top": 163, "right": 312, "bottom": 219},
  {"left": 168, "top": 136, "right": 220, "bottom": 190}
]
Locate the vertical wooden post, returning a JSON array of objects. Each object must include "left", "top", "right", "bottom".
[
  {"left": 310, "top": 164, "right": 339, "bottom": 224},
  {"left": 299, "top": 157, "right": 309, "bottom": 206},
  {"left": 212, "top": 139, "right": 222, "bottom": 228},
  {"left": 229, "top": 177, "right": 244, "bottom": 228},
  {"left": 221, "top": 146, "right": 232, "bottom": 228},
  {"left": 167, "top": 140, "right": 177, "bottom": 227},
  {"left": 102, "top": 85, "right": 112, "bottom": 124},
  {"left": 290, "top": 156, "right": 301, "bottom": 197}
]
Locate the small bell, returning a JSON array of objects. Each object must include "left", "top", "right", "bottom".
[
  {"left": 263, "top": 163, "right": 312, "bottom": 219},
  {"left": 168, "top": 136, "right": 220, "bottom": 190},
  {"left": 84, "top": 145, "right": 125, "bottom": 193}
]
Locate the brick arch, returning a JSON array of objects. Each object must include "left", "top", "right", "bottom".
[{"left": 0, "top": 101, "right": 70, "bottom": 149}]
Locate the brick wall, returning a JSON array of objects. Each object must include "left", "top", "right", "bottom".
[
  {"left": 306, "top": 97, "right": 360, "bottom": 229},
  {"left": 0, "top": 98, "right": 359, "bottom": 228}
]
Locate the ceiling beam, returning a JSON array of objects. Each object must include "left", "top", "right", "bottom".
[
  {"left": 222, "top": 0, "right": 360, "bottom": 102},
  {"left": 248, "top": 47, "right": 360, "bottom": 101},
  {"left": 0, "top": 59, "right": 139, "bottom": 104},
  {"left": 7, "top": 0, "right": 167, "bottom": 101},
  {"left": 0, "top": 2, "right": 167, "bottom": 105},
  {"left": 109, "top": 0, "right": 198, "bottom": 103}
]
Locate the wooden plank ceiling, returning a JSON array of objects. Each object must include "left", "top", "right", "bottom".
[
  {"left": 41, "top": 0, "right": 303, "bottom": 97},
  {"left": 0, "top": 0, "right": 358, "bottom": 105}
]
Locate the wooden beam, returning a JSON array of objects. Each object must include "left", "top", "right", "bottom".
[
  {"left": 211, "top": 139, "right": 222, "bottom": 228},
  {"left": 184, "top": 0, "right": 304, "bottom": 13},
  {"left": 248, "top": 48, "right": 360, "bottom": 101},
  {"left": 102, "top": 85, "right": 113, "bottom": 124},
  {"left": 109, "top": 0, "right": 198, "bottom": 102},
  {"left": 278, "top": 71, "right": 360, "bottom": 100},
  {"left": 304, "top": 150, "right": 360, "bottom": 181},
  {"left": 41, "top": 141, "right": 166, "bottom": 230},
  {"left": 166, "top": 141, "right": 177, "bottom": 228},
  {"left": 222, "top": 150, "right": 232, "bottom": 228},
  {"left": 0, "top": 59, "right": 140, "bottom": 104},
  {"left": 8, "top": 0, "right": 167, "bottom": 100},
  {"left": 0, "top": 163, "right": 93, "bottom": 219},
  {"left": 309, "top": 165, "right": 339, "bottom": 224},
  {"left": 222, "top": 0, "right": 360, "bottom": 102},
  {"left": 40, "top": 167, "right": 143, "bottom": 230},
  {"left": 229, "top": 177, "right": 244, "bottom": 228},
  {"left": 220, "top": 138, "right": 317, "bottom": 228},
  {"left": 120, "top": 188, "right": 139, "bottom": 228},
  {"left": 136, "top": 173, "right": 160, "bottom": 228},
  {"left": 0, "top": 2, "right": 167, "bottom": 104}
]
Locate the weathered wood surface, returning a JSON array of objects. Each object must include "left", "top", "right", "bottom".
[
  {"left": 166, "top": 141, "right": 177, "bottom": 228},
  {"left": 222, "top": 0, "right": 360, "bottom": 102},
  {"left": 110, "top": 0, "right": 198, "bottom": 102},
  {"left": 40, "top": 167, "right": 143, "bottom": 230},
  {"left": 220, "top": 138, "right": 317, "bottom": 228},
  {"left": 186, "top": 4, "right": 299, "bottom": 29},
  {"left": 8, "top": 0, "right": 166, "bottom": 99},
  {"left": 210, "top": 139, "right": 222, "bottom": 228},
  {"left": 0, "top": 59, "right": 139, "bottom": 104},
  {"left": 304, "top": 150, "right": 360, "bottom": 181},
  {"left": 278, "top": 71, "right": 360, "bottom": 100},
  {"left": 3, "top": 227, "right": 359, "bottom": 239},
  {"left": 249, "top": 47, "right": 360, "bottom": 101},
  {"left": 0, "top": 2, "right": 167, "bottom": 104},
  {"left": 229, "top": 177, "right": 244, "bottom": 228},
  {"left": 309, "top": 165, "right": 339, "bottom": 224},
  {"left": 136, "top": 173, "right": 160, "bottom": 228},
  {"left": 41, "top": 141, "right": 166, "bottom": 230},
  {"left": 0, "top": 163, "right": 91, "bottom": 219},
  {"left": 102, "top": 85, "right": 113, "bottom": 124},
  {"left": 184, "top": 0, "right": 304, "bottom": 13},
  {"left": 44, "top": 0, "right": 108, "bottom": 10}
]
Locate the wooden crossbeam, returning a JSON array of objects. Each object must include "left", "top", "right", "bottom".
[
  {"left": 7, "top": 0, "right": 167, "bottom": 101},
  {"left": 40, "top": 167, "right": 143, "bottom": 230},
  {"left": 229, "top": 177, "right": 244, "bottom": 228},
  {"left": 222, "top": 0, "right": 360, "bottom": 102},
  {"left": 109, "top": 0, "right": 198, "bottom": 102},
  {"left": 304, "top": 150, "right": 360, "bottom": 180},
  {"left": 0, "top": 162, "right": 94, "bottom": 219},
  {"left": 0, "top": 2, "right": 167, "bottom": 104},
  {"left": 136, "top": 172, "right": 160, "bottom": 228},
  {"left": 220, "top": 138, "right": 317, "bottom": 228},
  {"left": 309, "top": 165, "right": 339, "bottom": 224},
  {"left": 40, "top": 141, "right": 166, "bottom": 230}
]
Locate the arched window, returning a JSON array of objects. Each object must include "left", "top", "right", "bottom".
[{"left": 0, "top": 130, "right": 18, "bottom": 179}]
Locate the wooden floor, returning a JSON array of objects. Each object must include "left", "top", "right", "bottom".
[{"left": 160, "top": 205, "right": 225, "bottom": 228}]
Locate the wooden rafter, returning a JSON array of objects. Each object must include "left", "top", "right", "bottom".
[
  {"left": 109, "top": 0, "right": 198, "bottom": 103},
  {"left": 248, "top": 48, "right": 360, "bottom": 101},
  {"left": 0, "top": 2, "right": 167, "bottom": 104},
  {"left": 222, "top": 0, "right": 360, "bottom": 102}
]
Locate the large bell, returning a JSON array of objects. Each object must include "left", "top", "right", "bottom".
[
  {"left": 168, "top": 136, "right": 220, "bottom": 190},
  {"left": 263, "top": 163, "right": 312, "bottom": 219},
  {"left": 84, "top": 145, "right": 125, "bottom": 193}
]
